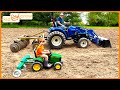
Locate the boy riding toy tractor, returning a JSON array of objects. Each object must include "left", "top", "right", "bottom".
[{"left": 13, "top": 38, "right": 63, "bottom": 77}]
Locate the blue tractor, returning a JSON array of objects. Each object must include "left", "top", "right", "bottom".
[
  {"left": 47, "top": 25, "right": 111, "bottom": 49},
  {"left": 47, "top": 14, "right": 111, "bottom": 49}
]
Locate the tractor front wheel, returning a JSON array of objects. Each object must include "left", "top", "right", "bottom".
[
  {"left": 31, "top": 62, "right": 43, "bottom": 72},
  {"left": 78, "top": 38, "right": 89, "bottom": 48},
  {"left": 47, "top": 31, "right": 66, "bottom": 49},
  {"left": 54, "top": 62, "right": 62, "bottom": 70}
]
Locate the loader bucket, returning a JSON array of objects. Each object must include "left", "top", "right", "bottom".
[
  {"left": 87, "top": 29, "right": 112, "bottom": 48},
  {"left": 98, "top": 36, "right": 112, "bottom": 48}
]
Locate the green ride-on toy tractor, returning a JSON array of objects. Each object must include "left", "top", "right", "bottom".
[{"left": 13, "top": 49, "right": 63, "bottom": 77}]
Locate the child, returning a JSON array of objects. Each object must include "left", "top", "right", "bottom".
[{"left": 36, "top": 38, "right": 52, "bottom": 68}]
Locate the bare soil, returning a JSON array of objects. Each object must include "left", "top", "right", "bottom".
[{"left": 1, "top": 28, "right": 119, "bottom": 79}]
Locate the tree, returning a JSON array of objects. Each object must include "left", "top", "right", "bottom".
[
  {"left": 87, "top": 12, "right": 118, "bottom": 26},
  {"left": 64, "top": 12, "right": 82, "bottom": 25},
  {"left": 33, "top": 12, "right": 51, "bottom": 26},
  {"left": 2, "top": 12, "right": 10, "bottom": 16}
]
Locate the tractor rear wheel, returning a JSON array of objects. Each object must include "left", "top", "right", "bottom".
[
  {"left": 26, "top": 39, "right": 30, "bottom": 45},
  {"left": 47, "top": 31, "right": 66, "bottom": 49},
  {"left": 31, "top": 62, "right": 43, "bottom": 72},
  {"left": 78, "top": 38, "right": 89, "bottom": 48}
]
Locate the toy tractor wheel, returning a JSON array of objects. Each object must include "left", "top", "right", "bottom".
[
  {"left": 78, "top": 37, "right": 89, "bottom": 48},
  {"left": 47, "top": 31, "right": 66, "bottom": 49},
  {"left": 32, "top": 39, "right": 39, "bottom": 50},
  {"left": 31, "top": 62, "right": 43, "bottom": 72},
  {"left": 13, "top": 69, "right": 21, "bottom": 77},
  {"left": 32, "top": 43, "right": 39, "bottom": 50},
  {"left": 54, "top": 62, "right": 62, "bottom": 70}
]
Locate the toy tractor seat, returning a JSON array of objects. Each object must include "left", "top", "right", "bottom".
[
  {"left": 33, "top": 48, "right": 37, "bottom": 58},
  {"left": 33, "top": 48, "right": 52, "bottom": 61}
]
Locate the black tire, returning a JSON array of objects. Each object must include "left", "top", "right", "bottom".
[
  {"left": 32, "top": 39, "right": 39, "bottom": 44},
  {"left": 31, "top": 62, "right": 43, "bottom": 72},
  {"left": 78, "top": 38, "right": 89, "bottom": 48},
  {"left": 10, "top": 43, "right": 20, "bottom": 52},
  {"left": 32, "top": 43, "right": 39, "bottom": 50},
  {"left": 17, "top": 41, "right": 25, "bottom": 49},
  {"left": 26, "top": 39, "right": 30, "bottom": 45},
  {"left": 20, "top": 40, "right": 27, "bottom": 48},
  {"left": 47, "top": 31, "right": 66, "bottom": 49},
  {"left": 32, "top": 39, "right": 39, "bottom": 50},
  {"left": 22, "top": 40, "right": 28, "bottom": 47}
]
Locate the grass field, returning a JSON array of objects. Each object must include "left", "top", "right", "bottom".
[{"left": 2, "top": 23, "right": 118, "bottom": 29}]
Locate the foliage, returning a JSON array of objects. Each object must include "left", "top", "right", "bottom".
[
  {"left": 87, "top": 12, "right": 118, "bottom": 26},
  {"left": 1, "top": 12, "right": 119, "bottom": 28}
]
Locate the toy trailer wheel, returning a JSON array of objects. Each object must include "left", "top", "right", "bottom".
[
  {"left": 31, "top": 62, "right": 43, "bottom": 72},
  {"left": 54, "top": 62, "right": 62, "bottom": 70},
  {"left": 78, "top": 38, "right": 89, "bottom": 48},
  {"left": 13, "top": 69, "right": 21, "bottom": 77},
  {"left": 47, "top": 31, "right": 66, "bottom": 49}
]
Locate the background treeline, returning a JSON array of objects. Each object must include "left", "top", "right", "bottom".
[{"left": 2, "top": 12, "right": 118, "bottom": 28}]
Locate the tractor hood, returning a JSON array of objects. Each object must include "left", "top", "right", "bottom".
[
  {"left": 51, "top": 53, "right": 62, "bottom": 58},
  {"left": 49, "top": 53, "right": 62, "bottom": 63}
]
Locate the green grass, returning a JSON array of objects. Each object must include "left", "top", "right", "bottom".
[
  {"left": 83, "top": 26, "right": 118, "bottom": 29},
  {"left": 2, "top": 24, "right": 50, "bottom": 28},
  {"left": 2, "top": 24, "right": 118, "bottom": 29}
]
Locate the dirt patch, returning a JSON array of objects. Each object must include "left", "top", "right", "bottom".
[{"left": 1, "top": 28, "right": 119, "bottom": 79}]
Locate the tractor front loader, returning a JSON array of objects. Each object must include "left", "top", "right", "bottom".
[{"left": 47, "top": 25, "right": 112, "bottom": 49}]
